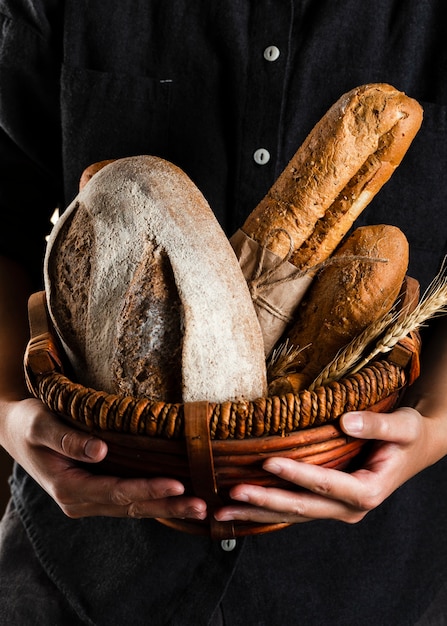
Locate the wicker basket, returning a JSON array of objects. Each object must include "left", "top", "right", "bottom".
[{"left": 24, "top": 287, "right": 420, "bottom": 539}]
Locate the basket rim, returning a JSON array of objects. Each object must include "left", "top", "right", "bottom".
[{"left": 24, "top": 290, "right": 420, "bottom": 441}]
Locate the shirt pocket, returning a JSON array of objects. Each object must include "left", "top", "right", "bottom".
[{"left": 60, "top": 64, "right": 173, "bottom": 197}]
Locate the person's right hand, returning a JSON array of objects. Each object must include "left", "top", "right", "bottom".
[{"left": 0, "top": 397, "right": 208, "bottom": 520}]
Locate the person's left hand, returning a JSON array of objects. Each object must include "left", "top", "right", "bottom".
[{"left": 213, "top": 406, "right": 447, "bottom": 525}]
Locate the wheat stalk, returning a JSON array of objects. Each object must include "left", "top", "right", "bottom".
[
  {"left": 350, "top": 279, "right": 447, "bottom": 374},
  {"left": 267, "top": 339, "right": 309, "bottom": 380},
  {"left": 308, "top": 309, "right": 397, "bottom": 390}
]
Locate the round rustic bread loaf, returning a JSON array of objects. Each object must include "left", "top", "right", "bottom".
[{"left": 44, "top": 155, "right": 267, "bottom": 403}]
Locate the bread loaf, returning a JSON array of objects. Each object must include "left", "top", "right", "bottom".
[
  {"left": 232, "top": 84, "right": 422, "bottom": 356},
  {"left": 44, "top": 155, "right": 267, "bottom": 403},
  {"left": 79, "top": 159, "right": 116, "bottom": 190},
  {"left": 269, "top": 224, "right": 409, "bottom": 394},
  {"left": 240, "top": 83, "right": 422, "bottom": 270}
]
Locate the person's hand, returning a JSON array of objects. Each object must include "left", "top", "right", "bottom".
[
  {"left": 214, "top": 406, "right": 447, "bottom": 525},
  {"left": 1, "top": 397, "right": 207, "bottom": 520}
]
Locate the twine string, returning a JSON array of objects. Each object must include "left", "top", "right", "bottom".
[
  {"left": 248, "top": 229, "right": 310, "bottom": 305},
  {"left": 248, "top": 228, "right": 388, "bottom": 313}
]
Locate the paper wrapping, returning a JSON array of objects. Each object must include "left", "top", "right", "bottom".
[{"left": 230, "top": 229, "right": 313, "bottom": 356}]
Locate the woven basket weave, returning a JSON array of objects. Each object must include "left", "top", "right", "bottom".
[{"left": 24, "top": 288, "right": 420, "bottom": 539}]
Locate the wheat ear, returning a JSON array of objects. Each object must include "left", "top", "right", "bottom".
[
  {"left": 349, "top": 278, "right": 447, "bottom": 374},
  {"left": 308, "top": 310, "right": 396, "bottom": 390},
  {"left": 310, "top": 264, "right": 447, "bottom": 389},
  {"left": 267, "top": 339, "right": 309, "bottom": 380}
]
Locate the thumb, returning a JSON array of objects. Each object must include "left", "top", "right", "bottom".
[
  {"left": 31, "top": 405, "right": 109, "bottom": 463},
  {"left": 340, "top": 407, "right": 418, "bottom": 443},
  {"left": 60, "top": 429, "right": 108, "bottom": 463},
  {"left": 5, "top": 398, "right": 108, "bottom": 465},
  {"left": 340, "top": 411, "right": 368, "bottom": 438}
]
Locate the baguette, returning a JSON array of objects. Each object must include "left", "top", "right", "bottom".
[
  {"left": 44, "top": 155, "right": 267, "bottom": 404},
  {"left": 240, "top": 83, "right": 422, "bottom": 270}
]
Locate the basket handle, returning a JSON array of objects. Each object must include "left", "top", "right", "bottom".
[
  {"left": 184, "top": 401, "right": 236, "bottom": 539},
  {"left": 24, "top": 291, "right": 63, "bottom": 395}
]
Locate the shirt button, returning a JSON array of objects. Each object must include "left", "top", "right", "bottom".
[
  {"left": 221, "top": 538, "right": 237, "bottom": 551},
  {"left": 264, "top": 45, "right": 280, "bottom": 62},
  {"left": 253, "top": 148, "right": 271, "bottom": 165}
]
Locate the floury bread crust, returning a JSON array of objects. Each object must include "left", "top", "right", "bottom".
[
  {"left": 241, "top": 83, "right": 423, "bottom": 271},
  {"left": 44, "top": 155, "right": 267, "bottom": 403}
]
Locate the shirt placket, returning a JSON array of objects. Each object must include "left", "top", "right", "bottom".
[{"left": 234, "top": 0, "right": 294, "bottom": 226}]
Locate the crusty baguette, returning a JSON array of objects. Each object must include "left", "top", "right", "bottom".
[
  {"left": 241, "top": 83, "right": 423, "bottom": 270},
  {"left": 269, "top": 224, "right": 409, "bottom": 394},
  {"left": 45, "top": 155, "right": 267, "bottom": 403}
]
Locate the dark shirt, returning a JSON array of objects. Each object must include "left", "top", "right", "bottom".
[{"left": 2, "top": 1, "right": 447, "bottom": 624}]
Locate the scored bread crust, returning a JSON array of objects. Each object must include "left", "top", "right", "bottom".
[
  {"left": 241, "top": 83, "right": 423, "bottom": 269},
  {"left": 283, "top": 224, "right": 410, "bottom": 390},
  {"left": 44, "top": 155, "right": 267, "bottom": 403}
]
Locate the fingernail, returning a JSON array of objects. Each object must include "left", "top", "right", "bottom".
[
  {"left": 231, "top": 491, "right": 249, "bottom": 502},
  {"left": 215, "top": 511, "right": 232, "bottom": 521},
  {"left": 84, "top": 438, "right": 102, "bottom": 459},
  {"left": 185, "top": 507, "right": 207, "bottom": 520},
  {"left": 263, "top": 461, "right": 282, "bottom": 474},
  {"left": 164, "top": 487, "right": 184, "bottom": 497},
  {"left": 343, "top": 412, "right": 364, "bottom": 435}
]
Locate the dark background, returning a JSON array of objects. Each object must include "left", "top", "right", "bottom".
[{"left": 0, "top": 449, "right": 11, "bottom": 515}]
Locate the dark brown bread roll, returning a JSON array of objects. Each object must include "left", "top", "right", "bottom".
[{"left": 271, "top": 224, "right": 409, "bottom": 393}]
